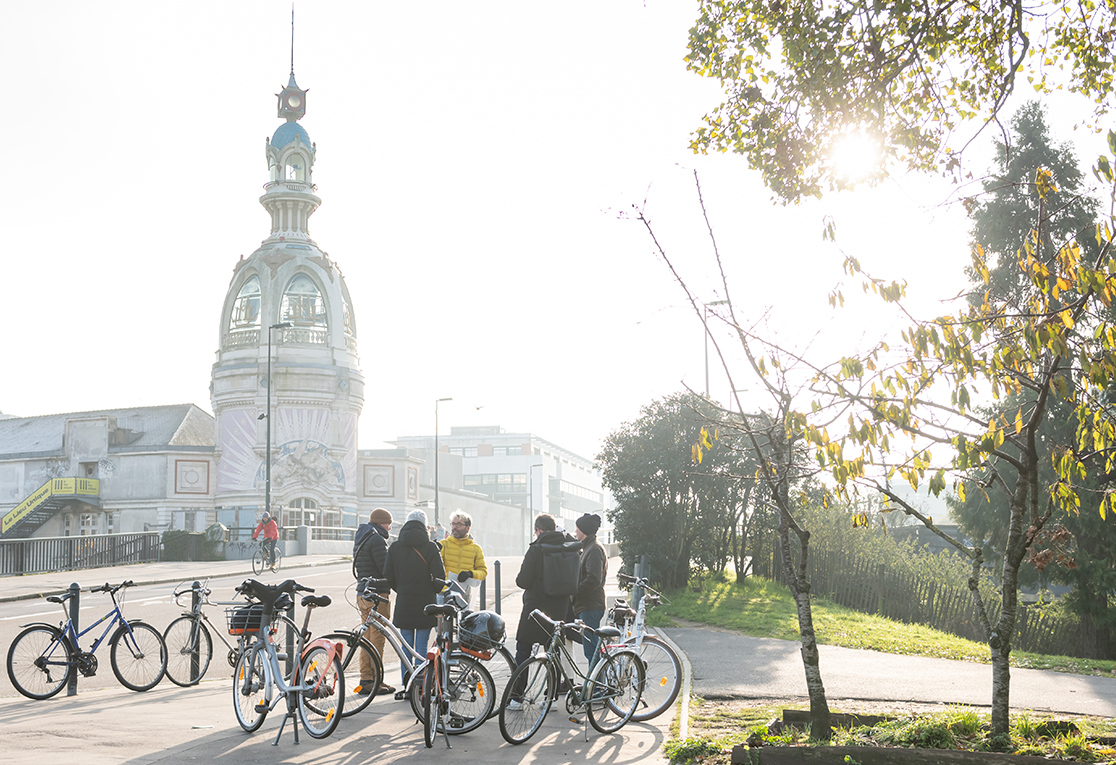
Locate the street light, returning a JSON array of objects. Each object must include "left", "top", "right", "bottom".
[
  {"left": 263, "top": 322, "right": 291, "bottom": 524},
  {"left": 433, "top": 397, "right": 453, "bottom": 527},
  {"left": 527, "top": 462, "right": 543, "bottom": 552},
  {"left": 703, "top": 299, "right": 729, "bottom": 399}
]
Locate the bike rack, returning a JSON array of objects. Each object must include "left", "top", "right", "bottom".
[{"left": 66, "top": 582, "right": 80, "bottom": 697}]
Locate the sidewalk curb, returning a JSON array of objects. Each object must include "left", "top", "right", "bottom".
[
  {"left": 0, "top": 558, "right": 349, "bottom": 604},
  {"left": 656, "top": 628, "right": 691, "bottom": 740}
]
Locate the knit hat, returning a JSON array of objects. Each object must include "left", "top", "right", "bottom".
[
  {"left": 370, "top": 508, "right": 392, "bottom": 525},
  {"left": 576, "top": 513, "right": 601, "bottom": 536},
  {"left": 407, "top": 509, "right": 428, "bottom": 525}
]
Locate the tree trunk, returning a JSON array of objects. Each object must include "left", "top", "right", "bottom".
[{"left": 779, "top": 504, "right": 831, "bottom": 740}]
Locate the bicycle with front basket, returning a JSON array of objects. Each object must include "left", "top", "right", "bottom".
[
  {"left": 6, "top": 580, "right": 167, "bottom": 699},
  {"left": 611, "top": 571, "right": 683, "bottom": 721},
  {"left": 162, "top": 578, "right": 299, "bottom": 687},
  {"left": 498, "top": 609, "right": 644, "bottom": 745},
  {"left": 231, "top": 578, "right": 345, "bottom": 743}
]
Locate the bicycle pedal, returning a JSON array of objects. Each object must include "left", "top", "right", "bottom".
[
  {"left": 254, "top": 702, "right": 268, "bottom": 712},
  {"left": 568, "top": 715, "right": 582, "bottom": 724}
]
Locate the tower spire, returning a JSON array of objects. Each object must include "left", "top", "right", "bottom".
[{"left": 290, "top": 4, "right": 295, "bottom": 76}]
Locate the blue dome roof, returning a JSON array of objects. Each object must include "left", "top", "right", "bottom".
[{"left": 272, "top": 122, "right": 311, "bottom": 149}]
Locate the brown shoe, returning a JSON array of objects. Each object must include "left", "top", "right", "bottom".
[{"left": 378, "top": 683, "right": 396, "bottom": 695}]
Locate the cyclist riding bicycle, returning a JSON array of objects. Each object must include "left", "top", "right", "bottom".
[{"left": 253, "top": 512, "right": 279, "bottom": 566}]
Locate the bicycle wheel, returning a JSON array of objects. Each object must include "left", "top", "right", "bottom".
[
  {"left": 423, "top": 656, "right": 439, "bottom": 748},
  {"left": 163, "top": 616, "right": 213, "bottom": 687},
  {"left": 321, "top": 632, "right": 382, "bottom": 717},
  {"left": 233, "top": 645, "right": 269, "bottom": 732},
  {"left": 270, "top": 548, "right": 283, "bottom": 573},
  {"left": 587, "top": 648, "right": 644, "bottom": 734},
  {"left": 298, "top": 646, "right": 343, "bottom": 739},
  {"left": 6, "top": 625, "right": 73, "bottom": 700},
  {"left": 498, "top": 657, "right": 554, "bottom": 745},
  {"left": 110, "top": 621, "right": 167, "bottom": 691},
  {"left": 441, "top": 655, "right": 494, "bottom": 734},
  {"left": 252, "top": 549, "right": 266, "bottom": 576},
  {"left": 484, "top": 645, "right": 516, "bottom": 720},
  {"left": 626, "top": 636, "right": 682, "bottom": 721},
  {"left": 270, "top": 614, "right": 300, "bottom": 676}
]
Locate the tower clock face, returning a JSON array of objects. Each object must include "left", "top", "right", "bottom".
[{"left": 286, "top": 93, "right": 301, "bottom": 109}]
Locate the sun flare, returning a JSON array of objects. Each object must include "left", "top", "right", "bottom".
[{"left": 830, "top": 132, "right": 882, "bottom": 184}]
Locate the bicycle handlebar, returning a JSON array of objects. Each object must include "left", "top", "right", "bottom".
[{"left": 90, "top": 580, "right": 135, "bottom": 595}]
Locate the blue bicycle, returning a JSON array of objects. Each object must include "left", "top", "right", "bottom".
[{"left": 6, "top": 580, "right": 167, "bottom": 699}]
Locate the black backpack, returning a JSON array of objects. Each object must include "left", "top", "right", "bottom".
[{"left": 539, "top": 540, "right": 582, "bottom": 597}]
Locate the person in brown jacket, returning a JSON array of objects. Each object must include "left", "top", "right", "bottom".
[{"left": 572, "top": 513, "right": 607, "bottom": 672}]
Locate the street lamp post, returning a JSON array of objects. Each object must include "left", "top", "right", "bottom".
[
  {"left": 264, "top": 322, "right": 292, "bottom": 523},
  {"left": 527, "top": 462, "right": 543, "bottom": 552},
  {"left": 703, "top": 299, "right": 729, "bottom": 398},
  {"left": 433, "top": 397, "right": 452, "bottom": 527}
]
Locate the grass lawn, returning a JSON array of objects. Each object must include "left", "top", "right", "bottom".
[{"left": 650, "top": 570, "right": 1116, "bottom": 676}]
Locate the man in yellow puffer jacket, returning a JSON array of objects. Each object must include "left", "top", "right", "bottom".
[{"left": 439, "top": 510, "right": 488, "bottom": 608}]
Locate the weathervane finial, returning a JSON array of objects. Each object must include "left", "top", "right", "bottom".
[{"left": 290, "top": 4, "right": 295, "bottom": 75}]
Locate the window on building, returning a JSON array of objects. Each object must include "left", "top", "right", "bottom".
[
  {"left": 230, "top": 276, "right": 261, "bottom": 329},
  {"left": 281, "top": 274, "right": 327, "bottom": 327},
  {"left": 79, "top": 513, "right": 96, "bottom": 536},
  {"left": 464, "top": 475, "right": 481, "bottom": 487},
  {"left": 285, "top": 156, "right": 306, "bottom": 181}
]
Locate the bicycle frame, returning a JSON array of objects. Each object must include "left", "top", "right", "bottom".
[{"left": 172, "top": 580, "right": 241, "bottom": 658}]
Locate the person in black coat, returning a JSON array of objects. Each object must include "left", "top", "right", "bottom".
[
  {"left": 352, "top": 507, "right": 394, "bottom": 694},
  {"left": 384, "top": 509, "right": 445, "bottom": 685},
  {"left": 513, "top": 513, "right": 574, "bottom": 667}
]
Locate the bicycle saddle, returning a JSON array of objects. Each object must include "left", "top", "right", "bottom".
[
  {"left": 423, "top": 603, "right": 457, "bottom": 618},
  {"left": 302, "top": 594, "right": 332, "bottom": 608},
  {"left": 587, "top": 625, "right": 622, "bottom": 639}
]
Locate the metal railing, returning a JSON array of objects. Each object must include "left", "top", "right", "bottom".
[{"left": 0, "top": 532, "right": 161, "bottom": 576}]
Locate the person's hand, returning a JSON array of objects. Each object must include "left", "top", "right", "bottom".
[{"left": 457, "top": 570, "right": 472, "bottom": 582}]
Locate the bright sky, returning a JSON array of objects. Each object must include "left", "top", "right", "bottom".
[{"left": 3, "top": 2, "right": 1110, "bottom": 462}]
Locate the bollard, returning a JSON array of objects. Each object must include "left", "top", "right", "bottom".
[
  {"left": 190, "top": 581, "right": 201, "bottom": 681},
  {"left": 66, "top": 582, "right": 80, "bottom": 696},
  {"left": 633, "top": 555, "right": 649, "bottom": 610},
  {"left": 493, "top": 560, "right": 501, "bottom": 615},
  {"left": 479, "top": 577, "right": 487, "bottom": 611}
]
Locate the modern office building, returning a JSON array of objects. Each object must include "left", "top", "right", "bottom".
[{"left": 393, "top": 425, "right": 607, "bottom": 537}]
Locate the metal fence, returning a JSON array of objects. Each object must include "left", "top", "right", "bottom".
[{"left": 0, "top": 532, "right": 161, "bottom": 576}]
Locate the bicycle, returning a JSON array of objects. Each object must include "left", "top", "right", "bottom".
[
  {"left": 231, "top": 578, "right": 344, "bottom": 744},
  {"left": 325, "top": 577, "right": 512, "bottom": 722},
  {"left": 417, "top": 593, "right": 495, "bottom": 748},
  {"left": 162, "top": 579, "right": 300, "bottom": 687},
  {"left": 498, "top": 609, "right": 644, "bottom": 745},
  {"left": 611, "top": 571, "right": 683, "bottom": 721},
  {"left": 252, "top": 538, "right": 282, "bottom": 576},
  {"left": 6, "top": 580, "right": 167, "bottom": 700}
]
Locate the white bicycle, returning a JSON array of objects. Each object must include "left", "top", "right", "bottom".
[{"left": 611, "top": 572, "right": 683, "bottom": 721}]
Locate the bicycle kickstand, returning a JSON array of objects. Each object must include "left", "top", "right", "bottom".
[{"left": 273, "top": 694, "right": 300, "bottom": 746}]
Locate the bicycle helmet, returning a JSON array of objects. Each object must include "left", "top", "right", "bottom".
[{"left": 459, "top": 610, "right": 506, "bottom": 652}]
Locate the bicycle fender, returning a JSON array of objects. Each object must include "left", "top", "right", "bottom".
[
  {"left": 302, "top": 637, "right": 344, "bottom": 665},
  {"left": 15, "top": 621, "right": 61, "bottom": 631}
]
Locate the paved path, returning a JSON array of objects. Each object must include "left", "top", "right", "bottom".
[{"left": 666, "top": 624, "right": 1116, "bottom": 718}]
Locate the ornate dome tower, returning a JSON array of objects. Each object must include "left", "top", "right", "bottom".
[{"left": 211, "top": 65, "right": 364, "bottom": 531}]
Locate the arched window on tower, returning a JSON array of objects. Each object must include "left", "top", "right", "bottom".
[
  {"left": 285, "top": 155, "right": 306, "bottom": 181},
  {"left": 280, "top": 274, "right": 327, "bottom": 328},
  {"left": 229, "top": 276, "right": 261, "bottom": 330}
]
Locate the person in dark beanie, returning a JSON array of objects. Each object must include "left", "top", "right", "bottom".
[
  {"left": 353, "top": 507, "right": 395, "bottom": 695},
  {"left": 573, "top": 512, "right": 607, "bottom": 673}
]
